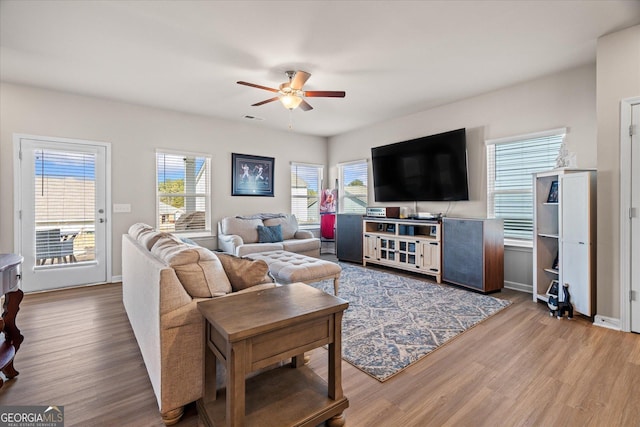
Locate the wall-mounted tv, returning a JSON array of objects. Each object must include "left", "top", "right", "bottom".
[{"left": 371, "top": 128, "right": 469, "bottom": 202}]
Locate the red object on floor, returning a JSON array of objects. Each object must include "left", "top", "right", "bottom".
[{"left": 321, "top": 214, "right": 336, "bottom": 239}]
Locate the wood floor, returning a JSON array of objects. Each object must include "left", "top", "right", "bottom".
[{"left": 1, "top": 275, "right": 639, "bottom": 426}]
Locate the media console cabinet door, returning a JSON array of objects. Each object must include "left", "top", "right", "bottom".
[{"left": 443, "top": 219, "right": 484, "bottom": 290}]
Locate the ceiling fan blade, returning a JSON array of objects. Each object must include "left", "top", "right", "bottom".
[
  {"left": 237, "top": 81, "right": 279, "bottom": 92},
  {"left": 290, "top": 71, "right": 311, "bottom": 90},
  {"left": 304, "top": 90, "right": 346, "bottom": 98},
  {"left": 252, "top": 96, "right": 279, "bottom": 106},
  {"left": 299, "top": 99, "right": 313, "bottom": 111}
]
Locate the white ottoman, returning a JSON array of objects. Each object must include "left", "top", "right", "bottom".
[{"left": 246, "top": 250, "right": 341, "bottom": 295}]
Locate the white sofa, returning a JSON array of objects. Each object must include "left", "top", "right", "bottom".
[
  {"left": 122, "top": 224, "right": 276, "bottom": 425},
  {"left": 217, "top": 213, "right": 320, "bottom": 257}
]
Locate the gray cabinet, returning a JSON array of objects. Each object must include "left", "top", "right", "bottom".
[
  {"left": 442, "top": 218, "right": 504, "bottom": 293},
  {"left": 336, "top": 214, "right": 363, "bottom": 263}
]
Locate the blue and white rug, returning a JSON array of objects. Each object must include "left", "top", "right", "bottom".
[{"left": 311, "top": 263, "right": 511, "bottom": 382}]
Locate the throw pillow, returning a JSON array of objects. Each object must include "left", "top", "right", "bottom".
[
  {"left": 216, "top": 253, "right": 271, "bottom": 292},
  {"left": 257, "top": 224, "right": 283, "bottom": 243}
]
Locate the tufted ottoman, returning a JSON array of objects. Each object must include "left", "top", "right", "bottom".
[{"left": 246, "top": 250, "right": 341, "bottom": 295}]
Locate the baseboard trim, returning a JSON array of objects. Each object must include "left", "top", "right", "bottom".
[
  {"left": 111, "top": 275, "right": 122, "bottom": 283},
  {"left": 593, "top": 315, "right": 621, "bottom": 331},
  {"left": 504, "top": 281, "right": 532, "bottom": 294}
]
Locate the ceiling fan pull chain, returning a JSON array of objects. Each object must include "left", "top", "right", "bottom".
[{"left": 288, "top": 109, "right": 293, "bottom": 130}]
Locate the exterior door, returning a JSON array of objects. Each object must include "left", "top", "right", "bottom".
[
  {"left": 16, "top": 136, "right": 109, "bottom": 292},
  {"left": 632, "top": 103, "right": 640, "bottom": 332}
]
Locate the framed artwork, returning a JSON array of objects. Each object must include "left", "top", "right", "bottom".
[
  {"left": 546, "top": 279, "right": 559, "bottom": 296},
  {"left": 547, "top": 180, "right": 559, "bottom": 203},
  {"left": 231, "top": 153, "right": 274, "bottom": 197}
]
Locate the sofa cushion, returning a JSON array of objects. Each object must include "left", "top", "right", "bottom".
[
  {"left": 128, "top": 223, "right": 153, "bottom": 240},
  {"left": 216, "top": 253, "right": 271, "bottom": 292},
  {"left": 263, "top": 215, "right": 298, "bottom": 240},
  {"left": 257, "top": 224, "right": 283, "bottom": 243},
  {"left": 220, "top": 217, "right": 263, "bottom": 244},
  {"left": 138, "top": 229, "right": 168, "bottom": 250},
  {"left": 282, "top": 238, "right": 321, "bottom": 254},
  {"left": 151, "top": 237, "right": 233, "bottom": 297}
]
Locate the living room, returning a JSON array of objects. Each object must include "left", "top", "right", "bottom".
[{"left": 1, "top": 1, "right": 640, "bottom": 426}]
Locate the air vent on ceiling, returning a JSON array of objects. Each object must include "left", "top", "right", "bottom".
[{"left": 243, "top": 115, "right": 264, "bottom": 121}]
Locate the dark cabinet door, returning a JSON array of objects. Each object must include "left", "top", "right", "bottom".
[
  {"left": 442, "top": 218, "right": 504, "bottom": 293},
  {"left": 336, "top": 214, "right": 363, "bottom": 263},
  {"left": 443, "top": 219, "right": 484, "bottom": 289}
]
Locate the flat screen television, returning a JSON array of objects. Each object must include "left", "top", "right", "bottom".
[{"left": 371, "top": 128, "right": 469, "bottom": 202}]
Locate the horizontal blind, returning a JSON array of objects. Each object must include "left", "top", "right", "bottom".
[
  {"left": 339, "top": 160, "right": 368, "bottom": 214},
  {"left": 34, "top": 149, "right": 96, "bottom": 264},
  {"left": 291, "top": 162, "right": 322, "bottom": 225},
  {"left": 157, "top": 151, "right": 210, "bottom": 233},
  {"left": 487, "top": 131, "right": 564, "bottom": 241}
]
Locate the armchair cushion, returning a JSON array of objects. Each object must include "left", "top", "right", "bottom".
[
  {"left": 257, "top": 224, "right": 283, "bottom": 243},
  {"left": 263, "top": 215, "right": 299, "bottom": 240},
  {"left": 219, "top": 217, "right": 263, "bottom": 244}
]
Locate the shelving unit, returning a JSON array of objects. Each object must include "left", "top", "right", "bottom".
[
  {"left": 533, "top": 169, "right": 596, "bottom": 316},
  {"left": 362, "top": 218, "right": 441, "bottom": 283}
]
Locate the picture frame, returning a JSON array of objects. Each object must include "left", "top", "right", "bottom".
[
  {"left": 231, "top": 153, "right": 274, "bottom": 197},
  {"left": 546, "top": 279, "right": 559, "bottom": 296},
  {"left": 547, "top": 180, "right": 559, "bottom": 203},
  {"left": 429, "top": 226, "right": 437, "bottom": 237}
]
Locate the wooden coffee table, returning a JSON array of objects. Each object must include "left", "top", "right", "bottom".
[{"left": 197, "top": 282, "right": 349, "bottom": 427}]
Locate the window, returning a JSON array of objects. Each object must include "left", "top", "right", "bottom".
[
  {"left": 486, "top": 128, "right": 565, "bottom": 242},
  {"left": 338, "top": 159, "right": 368, "bottom": 214},
  {"left": 156, "top": 150, "right": 211, "bottom": 235},
  {"left": 290, "top": 162, "right": 323, "bottom": 226}
]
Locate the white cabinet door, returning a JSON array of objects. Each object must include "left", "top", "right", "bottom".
[{"left": 560, "top": 172, "right": 593, "bottom": 315}]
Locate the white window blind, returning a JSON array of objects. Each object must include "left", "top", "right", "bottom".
[
  {"left": 339, "top": 159, "right": 368, "bottom": 214},
  {"left": 290, "top": 162, "right": 323, "bottom": 225},
  {"left": 34, "top": 149, "right": 96, "bottom": 264},
  {"left": 156, "top": 151, "right": 211, "bottom": 235},
  {"left": 486, "top": 129, "right": 565, "bottom": 241}
]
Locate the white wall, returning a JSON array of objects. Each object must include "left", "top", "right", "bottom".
[
  {"left": 596, "top": 24, "right": 640, "bottom": 320},
  {"left": 0, "top": 82, "right": 327, "bottom": 277},
  {"left": 328, "top": 64, "right": 597, "bottom": 293}
]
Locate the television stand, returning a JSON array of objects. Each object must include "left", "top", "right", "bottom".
[{"left": 362, "top": 217, "right": 441, "bottom": 283}]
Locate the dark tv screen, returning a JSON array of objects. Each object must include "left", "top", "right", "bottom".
[{"left": 371, "top": 128, "right": 469, "bottom": 202}]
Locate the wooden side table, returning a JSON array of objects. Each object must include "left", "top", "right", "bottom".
[
  {"left": 0, "top": 254, "right": 24, "bottom": 389},
  {"left": 197, "top": 282, "right": 349, "bottom": 427}
]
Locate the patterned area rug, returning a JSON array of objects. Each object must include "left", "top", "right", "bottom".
[{"left": 311, "top": 263, "right": 511, "bottom": 382}]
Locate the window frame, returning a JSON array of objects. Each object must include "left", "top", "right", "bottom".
[
  {"left": 290, "top": 161, "right": 324, "bottom": 227},
  {"left": 155, "top": 149, "right": 212, "bottom": 237},
  {"left": 486, "top": 128, "right": 566, "bottom": 245},
  {"left": 338, "top": 159, "right": 368, "bottom": 214}
]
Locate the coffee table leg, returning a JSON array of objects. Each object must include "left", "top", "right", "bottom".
[
  {"left": 227, "top": 340, "right": 246, "bottom": 427},
  {"left": 328, "top": 311, "right": 344, "bottom": 401}
]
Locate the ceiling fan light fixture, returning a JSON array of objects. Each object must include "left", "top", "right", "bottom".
[{"left": 279, "top": 94, "right": 303, "bottom": 110}]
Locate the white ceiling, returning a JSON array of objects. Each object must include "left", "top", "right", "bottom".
[{"left": 1, "top": 1, "right": 639, "bottom": 137}]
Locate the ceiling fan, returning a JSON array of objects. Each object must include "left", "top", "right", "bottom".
[{"left": 237, "top": 70, "right": 345, "bottom": 111}]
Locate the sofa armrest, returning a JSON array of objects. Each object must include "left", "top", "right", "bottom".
[
  {"left": 217, "top": 233, "right": 243, "bottom": 254},
  {"left": 295, "top": 230, "right": 314, "bottom": 239}
]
